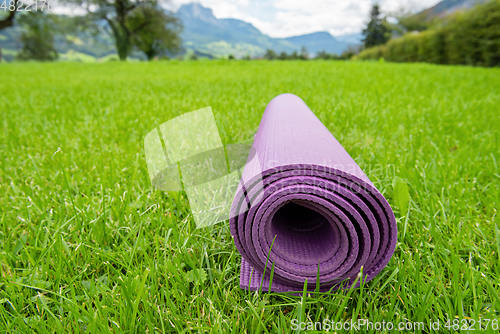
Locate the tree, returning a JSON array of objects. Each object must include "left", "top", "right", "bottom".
[
  {"left": 128, "top": 3, "right": 181, "bottom": 60},
  {"left": 362, "top": 5, "right": 391, "bottom": 48},
  {"left": 299, "top": 46, "right": 309, "bottom": 60},
  {"left": 339, "top": 45, "right": 363, "bottom": 60},
  {"left": 16, "top": 11, "right": 58, "bottom": 61},
  {"left": 0, "top": 0, "right": 19, "bottom": 30},
  {"left": 0, "top": 0, "right": 21, "bottom": 61},
  {"left": 67, "top": 0, "right": 181, "bottom": 61},
  {"left": 264, "top": 49, "right": 277, "bottom": 60},
  {"left": 278, "top": 51, "right": 288, "bottom": 60}
]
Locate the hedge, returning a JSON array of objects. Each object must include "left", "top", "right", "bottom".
[{"left": 357, "top": 0, "right": 500, "bottom": 67}]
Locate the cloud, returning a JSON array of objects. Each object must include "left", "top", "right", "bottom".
[{"left": 173, "top": 0, "right": 442, "bottom": 37}]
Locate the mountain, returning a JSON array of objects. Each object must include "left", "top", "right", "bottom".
[
  {"left": 335, "top": 33, "right": 363, "bottom": 45},
  {"left": 177, "top": 3, "right": 296, "bottom": 57},
  {"left": 413, "top": 0, "right": 489, "bottom": 21},
  {"left": 283, "top": 32, "right": 348, "bottom": 55},
  {"left": 177, "top": 3, "right": 353, "bottom": 58}
]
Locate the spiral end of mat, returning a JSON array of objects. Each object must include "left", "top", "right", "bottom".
[{"left": 230, "top": 164, "right": 397, "bottom": 293}]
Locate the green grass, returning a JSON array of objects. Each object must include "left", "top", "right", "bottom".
[{"left": 0, "top": 60, "right": 499, "bottom": 333}]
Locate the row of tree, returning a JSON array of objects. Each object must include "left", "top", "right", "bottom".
[
  {"left": 262, "top": 46, "right": 360, "bottom": 61},
  {"left": 0, "top": 0, "right": 182, "bottom": 61},
  {"left": 264, "top": 47, "right": 309, "bottom": 60},
  {"left": 357, "top": 1, "right": 500, "bottom": 67}
]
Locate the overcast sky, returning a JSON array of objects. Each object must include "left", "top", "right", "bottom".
[{"left": 171, "top": 0, "right": 442, "bottom": 37}]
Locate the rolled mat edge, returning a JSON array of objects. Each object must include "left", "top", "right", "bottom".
[{"left": 230, "top": 93, "right": 397, "bottom": 293}]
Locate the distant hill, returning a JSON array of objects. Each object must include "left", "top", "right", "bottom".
[
  {"left": 177, "top": 3, "right": 354, "bottom": 58},
  {"left": 412, "top": 0, "right": 489, "bottom": 22},
  {"left": 334, "top": 33, "right": 363, "bottom": 45},
  {"left": 177, "top": 3, "right": 296, "bottom": 57}
]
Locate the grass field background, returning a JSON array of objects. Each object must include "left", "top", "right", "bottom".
[{"left": 1, "top": 61, "right": 499, "bottom": 333}]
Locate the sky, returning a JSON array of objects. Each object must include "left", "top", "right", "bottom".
[{"left": 170, "top": 0, "right": 443, "bottom": 37}]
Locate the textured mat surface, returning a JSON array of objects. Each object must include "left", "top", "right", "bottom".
[{"left": 229, "top": 93, "right": 397, "bottom": 293}]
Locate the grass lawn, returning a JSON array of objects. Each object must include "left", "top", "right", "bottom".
[{"left": 0, "top": 60, "right": 499, "bottom": 333}]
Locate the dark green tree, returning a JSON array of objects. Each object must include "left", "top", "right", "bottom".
[
  {"left": 362, "top": 5, "right": 391, "bottom": 48},
  {"left": 67, "top": 0, "right": 181, "bottom": 60},
  {"left": 278, "top": 51, "right": 288, "bottom": 60},
  {"left": 0, "top": 0, "right": 21, "bottom": 61},
  {"left": 0, "top": 0, "right": 20, "bottom": 30},
  {"left": 264, "top": 49, "right": 277, "bottom": 60},
  {"left": 16, "top": 11, "right": 58, "bottom": 61},
  {"left": 128, "top": 3, "right": 182, "bottom": 60}
]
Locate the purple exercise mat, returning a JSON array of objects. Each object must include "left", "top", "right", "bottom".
[{"left": 229, "top": 93, "right": 397, "bottom": 293}]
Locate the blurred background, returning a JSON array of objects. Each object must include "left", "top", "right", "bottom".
[{"left": 1, "top": 0, "right": 498, "bottom": 66}]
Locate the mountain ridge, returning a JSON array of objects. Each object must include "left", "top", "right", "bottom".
[
  {"left": 412, "top": 0, "right": 489, "bottom": 22},
  {"left": 177, "top": 3, "right": 355, "bottom": 57}
]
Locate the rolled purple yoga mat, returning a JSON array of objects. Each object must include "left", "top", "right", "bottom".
[{"left": 229, "top": 93, "right": 397, "bottom": 293}]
